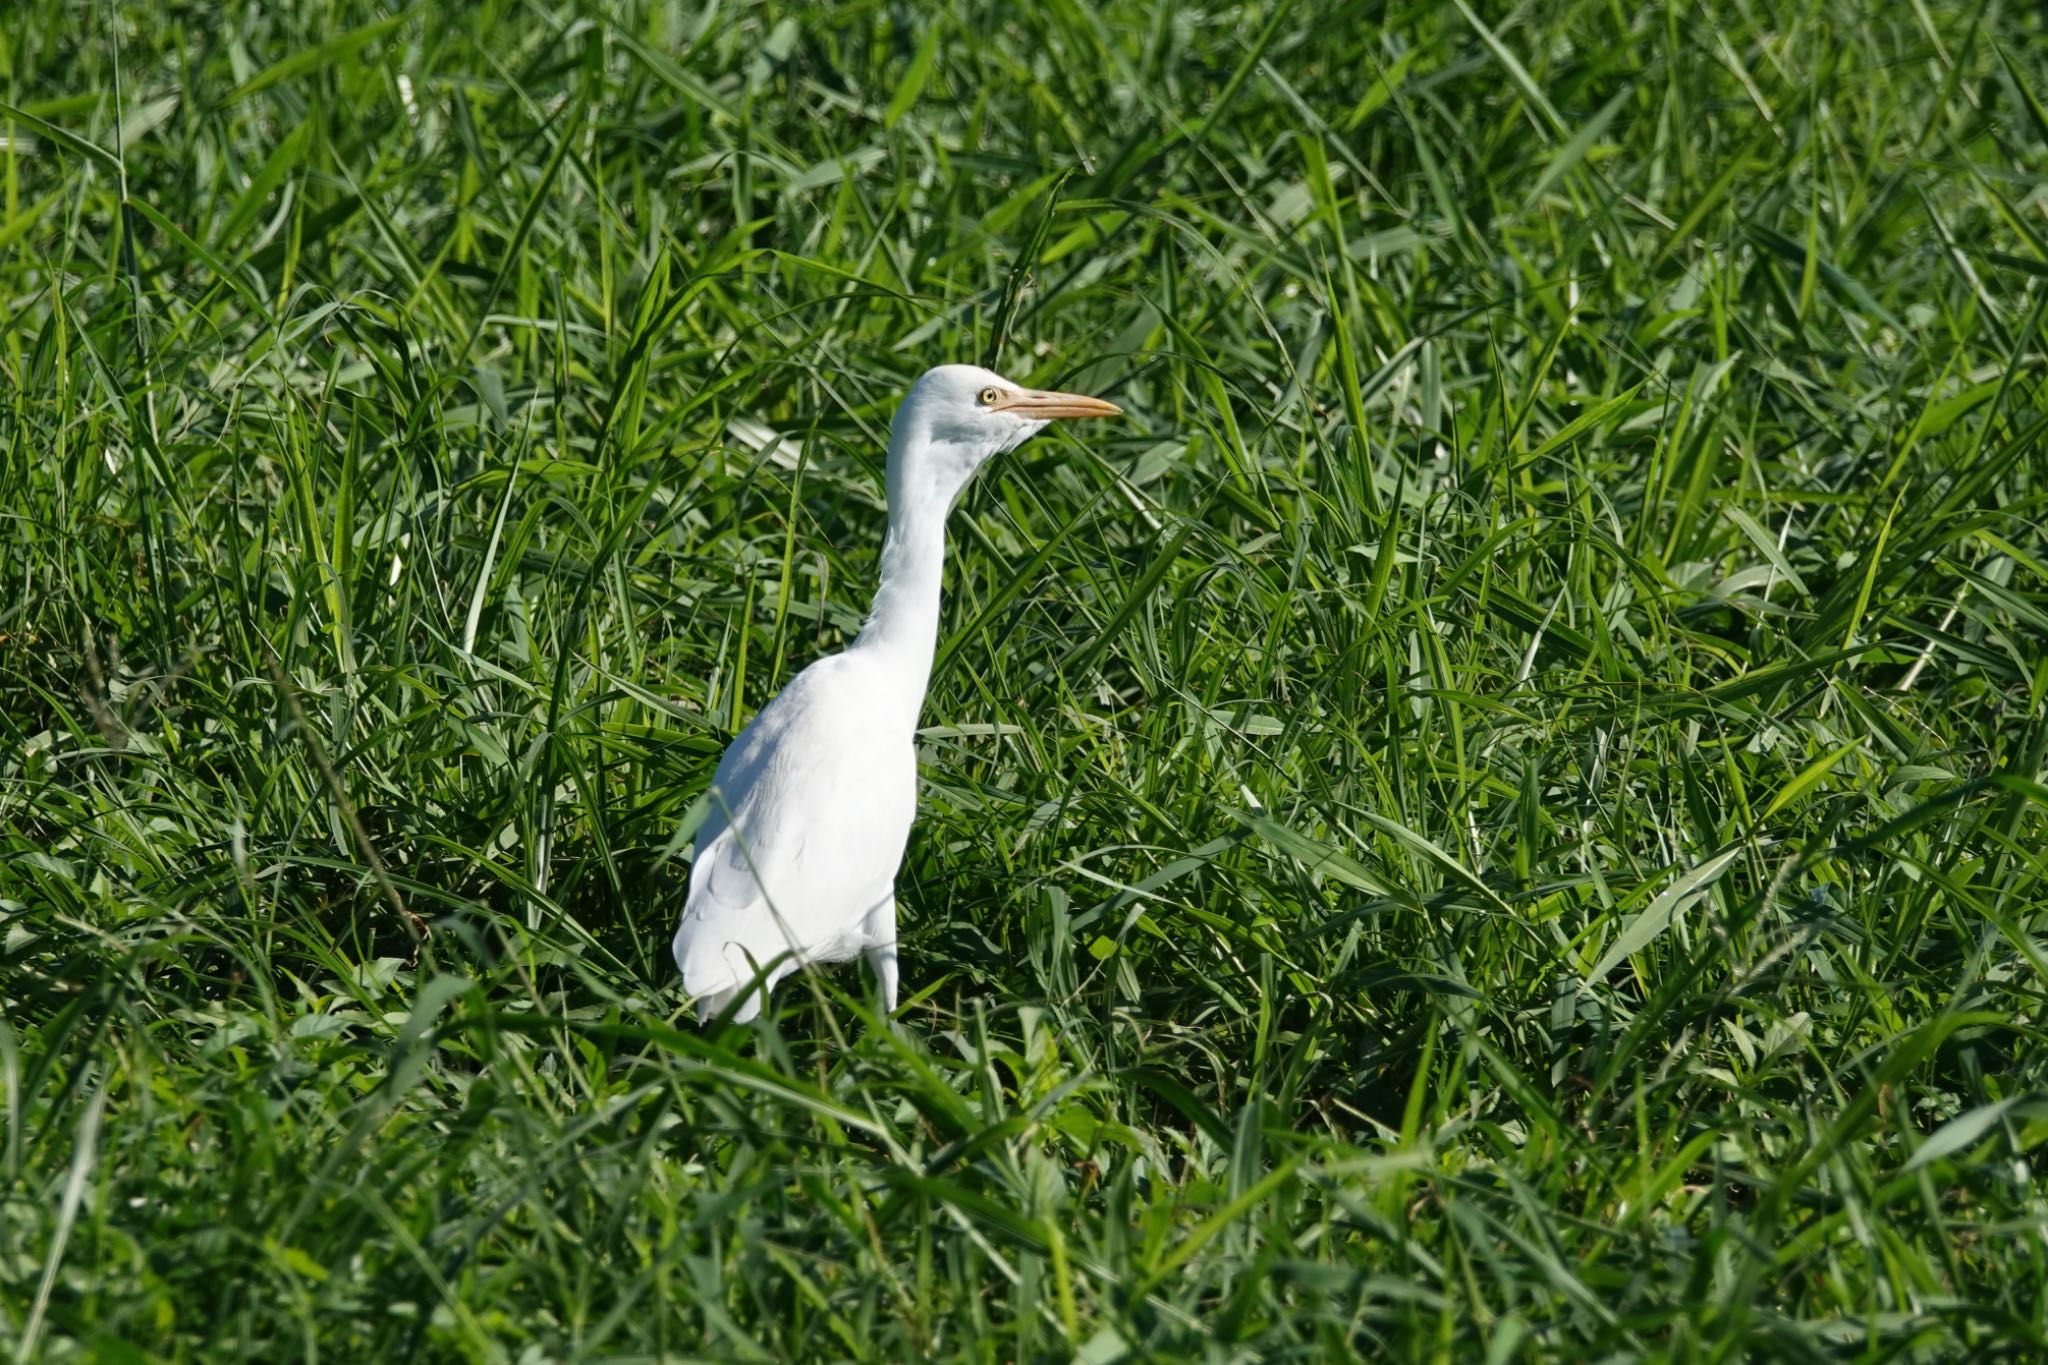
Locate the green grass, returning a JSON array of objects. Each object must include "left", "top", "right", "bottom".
[{"left": 5, "top": 0, "right": 2048, "bottom": 1357}]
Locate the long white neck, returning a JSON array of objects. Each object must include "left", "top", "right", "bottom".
[{"left": 850, "top": 424, "right": 971, "bottom": 726}]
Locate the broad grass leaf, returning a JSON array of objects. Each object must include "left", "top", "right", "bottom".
[{"left": 1588, "top": 846, "right": 1744, "bottom": 983}]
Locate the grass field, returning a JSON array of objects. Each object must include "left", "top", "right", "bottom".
[{"left": 5, "top": 0, "right": 2048, "bottom": 1358}]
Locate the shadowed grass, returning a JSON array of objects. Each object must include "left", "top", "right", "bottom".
[{"left": 4, "top": 0, "right": 2048, "bottom": 1358}]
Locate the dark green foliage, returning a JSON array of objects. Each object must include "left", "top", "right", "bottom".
[{"left": 4, "top": 0, "right": 2047, "bottom": 1358}]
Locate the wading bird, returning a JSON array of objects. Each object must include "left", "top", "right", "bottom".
[{"left": 672, "top": 365, "right": 1122, "bottom": 1022}]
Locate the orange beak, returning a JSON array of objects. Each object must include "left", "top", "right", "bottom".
[{"left": 989, "top": 388, "right": 1122, "bottom": 419}]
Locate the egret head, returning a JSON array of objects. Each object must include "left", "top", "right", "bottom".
[{"left": 888, "top": 364, "right": 1120, "bottom": 508}]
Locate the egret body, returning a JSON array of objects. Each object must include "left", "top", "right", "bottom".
[{"left": 672, "top": 364, "right": 1121, "bottom": 1022}]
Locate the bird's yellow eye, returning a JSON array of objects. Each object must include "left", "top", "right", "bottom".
[{"left": 978, "top": 387, "right": 1001, "bottom": 406}]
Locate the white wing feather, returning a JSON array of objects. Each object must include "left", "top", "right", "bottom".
[{"left": 671, "top": 653, "right": 916, "bottom": 1021}]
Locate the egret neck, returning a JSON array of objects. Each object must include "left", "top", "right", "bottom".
[
  {"left": 850, "top": 418, "right": 983, "bottom": 724},
  {"left": 855, "top": 488, "right": 951, "bottom": 698}
]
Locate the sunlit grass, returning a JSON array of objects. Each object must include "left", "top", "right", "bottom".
[{"left": 4, "top": 0, "right": 2048, "bottom": 1358}]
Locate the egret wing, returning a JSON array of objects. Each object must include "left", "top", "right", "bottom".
[{"left": 671, "top": 656, "right": 914, "bottom": 1016}]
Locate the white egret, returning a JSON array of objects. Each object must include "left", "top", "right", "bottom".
[{"left": 672, "top": 364, "right": 1122, "bottom": 1022}]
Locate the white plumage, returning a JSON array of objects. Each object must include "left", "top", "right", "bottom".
[{"left": 672, "top": 364, "right": 1121, "bottom": 1022}]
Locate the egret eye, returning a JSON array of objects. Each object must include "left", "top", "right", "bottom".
[{"left": 978, "top": 386, "right": 1001, "bottom": 406}]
